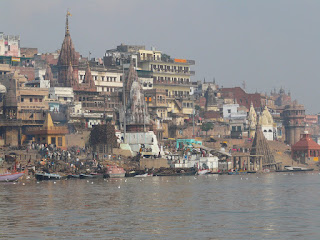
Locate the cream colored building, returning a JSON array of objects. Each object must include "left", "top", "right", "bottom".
[
  {"left": 137, "top": 49, "right": 195, "bottom": 116},
  {"left": 78, "top": 68, "right": 123, "bottom": 93}
]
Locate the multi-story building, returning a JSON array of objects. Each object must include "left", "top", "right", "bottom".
[
  {"left": 78, "top": 63, "right": 123, "bottom": 94},
  {"left": 138, "top": 49, "right": 195, "bottom": 101},
  {"left": 0, "top": 32, "right": 20, "bottom": 57}
]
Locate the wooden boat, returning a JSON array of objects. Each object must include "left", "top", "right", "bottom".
[
  {"left": 67, "top": 174, "right": 80, "bottom": 179},
  {"left": 228, "top": 170, "right": 248, "bottom": 175},
  {"left": 105, "top": 165, "right": 126, "bottom": 178},
  {"left": 79, "top": 173, "right": 103, "bottom": 179},
  {"left": 276, "top": 167, "right": 314, "bottom": 172},
  {"left": 35, "top": 172, "right": 63, "bottom": 181},
  {"left": 197, "top": 169, "right": 210, "bottom": 175},
  {"left": 0, "top": 171, "right": 24, "bottom": 182},
  {"left": 134, "top": 173, "right": 153, "bottom": 178},
  {"left": 155, "top": 170, "right": 197, "bottom": 176}
]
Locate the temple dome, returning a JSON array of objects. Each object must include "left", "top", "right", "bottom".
[
  {"left": 0, "top": 83, "right": 7, "bottom": 94},
  {"left": 248, "top": 103, "right": 257, "bottom": 129},
  {"left": 259, "top": 106, "right": 273, "bottom": 126}
]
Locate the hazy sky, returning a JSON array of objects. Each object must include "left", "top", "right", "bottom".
[{"left": 1, "top": 0, "right": 320, "bottom": 113}]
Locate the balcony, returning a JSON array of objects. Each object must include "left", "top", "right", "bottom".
[
  {"left": 153, "top": 79, "right": 192, "bottom": 86},
  {"left": 152, "top": 68, "right": 195, "bottom": 76}
]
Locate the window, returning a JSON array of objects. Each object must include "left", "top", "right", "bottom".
[
  {"left": 39, "top": 98, "right": 42, "bottom": 102},
  {"left": 30, "top": 98, "right": 33, "bottom": 102},
  {"left": 58, "top": 137, "right": 62, "bottom": 146},
  {"left": 228, "top": 109, "right": 231, "bottom": 113},
  {"left": 21, "top": 98, "right": 24, "bottom": 102}
]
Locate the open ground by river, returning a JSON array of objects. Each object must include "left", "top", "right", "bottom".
[{"left": 1, "top": 172, "right": 320, "bottom": 240}]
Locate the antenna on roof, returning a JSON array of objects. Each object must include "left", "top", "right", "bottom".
[{"left": 242, "top": 81, "right": 246, "bottom": 90}]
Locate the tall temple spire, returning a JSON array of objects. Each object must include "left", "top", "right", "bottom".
[
  {"left": 65, "top": 10, "right": 72, "bottom": 36},
  {"left": 124, "top": 61, "right": 139, "bottom": 105},
  {"left": 58, "top": 10, "right": 79, "bottom": 87}
]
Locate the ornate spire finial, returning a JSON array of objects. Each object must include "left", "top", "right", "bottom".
[{"left": 65, "top": 10, "right": 72, "bottom": 36}]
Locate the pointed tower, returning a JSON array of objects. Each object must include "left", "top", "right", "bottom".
[
  {"left": 250, "top": 118, "right": 276, "bottom": 170},
  {"left": 84, "top": 62, "right": 95, "bottom": 88},
  {"left": 57, "top": 11, "right": 79, "bottom": 87},
  {"left": 43, "top": 112, "right": 54, "bottom": 129},
  {"left": 204, "top": 85, "right": 217, "bottom": 111},
  {"left": 124, "top": 62, "right": 139, "bottom": 106},
  {"left": 44, "top": 64, "right": 53, "bottom": 82},
  {"left": 125, "top": 67, "right": 150, "bottom": 132},
  {"left": 67, "top": 62, "right": 78, "bottom": 87},
  {"left": 248, "top": 102, "right": 257, "bottom": 138}
]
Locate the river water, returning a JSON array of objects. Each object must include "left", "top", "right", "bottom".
[{"left": 1, "top": 173, "right": 320, "bottom": 240}]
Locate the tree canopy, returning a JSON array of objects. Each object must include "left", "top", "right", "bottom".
[
  {"left": 89, "top": 122, "right": 117, "bottom": 147},
  {"left": 201, "top": 122, "right": 214, "bottom": 137}
]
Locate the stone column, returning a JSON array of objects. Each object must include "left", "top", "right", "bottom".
[
  {"left": 253, "top": 158, "right": 257, "bottom": 171},
  {"left": 247, "top": 156, "right": 250, "bottom": 171},
  {"left": 259, "top": 157, "right": 263, "bottom": 171}
]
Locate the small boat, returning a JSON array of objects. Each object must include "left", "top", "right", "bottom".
[
  {"left": 134, "top": 173, "right": 153, "bottom": 178},
  {"left": 197, "top": 169, "right": 210, "bottom": 175},
  {"left": 105, "top": 165, "right": 126, "bottom": 178},
  {"left": 67, "top": 174, "right": 80, "bottom": 179},
  {"left": 79, "top": 173, "right": 103, "bottom": 179},
  {"left": 35, "top": 172, "right": 63, "bottom": 181},
  {"left": 155, "top": 169, "right": 197, "bottom": 176},
  {"left": 276, "top": 166, "right": 314, "bottom": 172},
  {"left": 228, "top": 170, "right": 248, "bottom": 175},
  {"left": 79, "top": 174, "right": 94, "bottom": 179},
  {"left": 0, "top": 171, "right": 24, "bottom": 182}
]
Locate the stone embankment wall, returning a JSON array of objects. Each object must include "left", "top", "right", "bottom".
[{"left": 140, "top": 158, "right": 169, "bottom": 169}]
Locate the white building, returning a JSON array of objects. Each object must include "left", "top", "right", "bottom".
[
  {"left": 174, "top": 155, "right": 219, "bottom": 171},
  {"left": 223, "top": 104, "right": 247, "bottom": 119},
  {"left": 49, "top": 87, "right": 74, "bottom": 103},
  {"left": 78, "top": 69, "right": 123, "bottom": 94},
  {"left": 0, "top": 32, "right": 20, "bottom": 57},
  {"left": 118, "top": 131, "right": 161, "bottom": 157}
]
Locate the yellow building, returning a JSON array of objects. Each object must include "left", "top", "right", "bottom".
[{"left": 26, "top": 113, "right": 68, "bottom": 150}]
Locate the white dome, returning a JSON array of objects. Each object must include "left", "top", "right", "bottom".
[{"left": 0, "top": 84, "right": 6, "bottom": 94}]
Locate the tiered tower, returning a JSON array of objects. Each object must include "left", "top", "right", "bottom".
[
  {"left": 250, "top": 120, "right": 276, "bottom": 169},
  {"left": 125, "top": 63, "right": 150, "bottom": 132},
  {"left": 283, "top": 102, "right": 305, "bottom": 145},
  {"left": 204, "top": 84, "right": 217, "bottom": 111}
]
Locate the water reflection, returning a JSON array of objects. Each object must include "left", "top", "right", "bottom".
[{"left": 1, "top": 173, "right": 320, "bottom": 239}]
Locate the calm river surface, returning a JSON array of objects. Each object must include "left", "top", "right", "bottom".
[{"left": 1, "top": 173, "right": 320, "bottom": 239}]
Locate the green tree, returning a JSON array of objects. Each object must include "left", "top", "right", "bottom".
[{"left": 201, "top": 122, "right": 214, "bottom": 138}]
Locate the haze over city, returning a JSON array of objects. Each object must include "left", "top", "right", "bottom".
[{"left": 1, "top": 0, "right": 319, "bottom": 113}]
